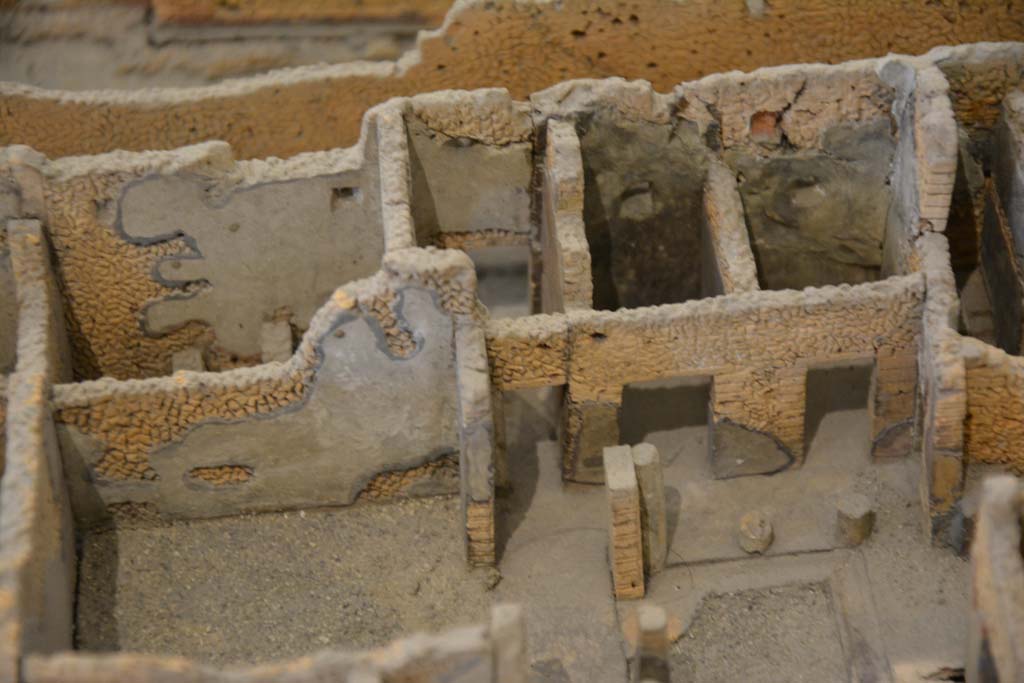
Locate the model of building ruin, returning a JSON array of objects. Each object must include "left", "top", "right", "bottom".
[{"left": 3, "top": 1, "right": 1024, "bottom": 682}]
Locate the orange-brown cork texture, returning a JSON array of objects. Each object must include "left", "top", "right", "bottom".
[
  {"left": 358, "top": 454, "right": 458, "bottom": 500},
  {"left": 56, "top": 369, "right": 312, "bottom": 480},
  {"left": 43, "top": 173, "right": 208, "bottom": 380},
  {"left": 187, "top": 464, "right": 254, "bottom": 485},
  {"left": 3, "top": 1, "right": 1024, "bottom": 160}
]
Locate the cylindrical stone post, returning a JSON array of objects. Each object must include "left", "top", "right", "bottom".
[
  {"left": 635, "top": 604, "right": 670, "bottom": 683},
  {"left": 836, "top": 492, "right": 875, "bottom": 546},
  {"left": 632, "top": 443, "right": 668, "bottom": 575}
]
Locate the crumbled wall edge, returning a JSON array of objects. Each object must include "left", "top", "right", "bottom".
[{"left": 23, "top": 603, "right": 528, "bottom": 683}]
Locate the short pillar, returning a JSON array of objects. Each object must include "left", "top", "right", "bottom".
[
  {"left": 634, "top": 604, "right": 670, "bottom": 683},
  {"left": 603, "top": 445, "right": 644, "bottom": 600},
  {"left": 738, "top": 510, "right": 774, "bottom": 554},
  {"left": 632, "top": 443, "right": 668, "bottom": 575},
  {"left": 835, "top": 492, "right": 876, "bottom": 546},
  {"left": 491, "top": 604, "right": 528, "bottom": 683}
]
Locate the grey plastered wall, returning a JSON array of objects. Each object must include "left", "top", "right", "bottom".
[
  {"left": 56, "top": 278, "right": 461, "bottom": 521},
  {"left": 118, "top": 137, "right": 385, "bottom": 359},
  {"left": 406, "top": 105, "right": 533, "bottom": 247}
]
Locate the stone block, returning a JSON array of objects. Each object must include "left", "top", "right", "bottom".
[
  {"left": 738, "top": 510, "right": 773, "bottom": 554},
  {"left": 835, "top": 492, "right": 876, "bottom": 546}
]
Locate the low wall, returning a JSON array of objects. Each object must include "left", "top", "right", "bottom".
[{"left": 23, "top": 604, "right": 528, "bottom": 683}]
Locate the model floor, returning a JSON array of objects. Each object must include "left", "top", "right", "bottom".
[{"left": 76, "top": 370, "right": 974, "bottom": 682}]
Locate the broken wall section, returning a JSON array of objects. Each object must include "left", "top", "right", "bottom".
[
  {"left": 23, "top": 603, "right": 528, "bottom": 683},
  {"left": 53, "top": 249, "right": 481, "bottom": 529},
  {"left": 1, "top": 122, "right": 387, "bottom": 379}
]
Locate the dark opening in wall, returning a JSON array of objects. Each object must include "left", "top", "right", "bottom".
[
  {"left": 948, "top": 149, "right": 982, "bottom": 291},
  {"left": 728, "top": 119, "right": 896, "bottom": 291},
  {"left": 467, "top": 246, "right": 531, "bottom": 319},
  {"left": 803, "top": 362, "right": 872, "bottom": 453},
  {"left": 619, "top": 376, "right": 710, "bottom": 446},
  {"left": 579, "top": 111, "right": 711, "bottom": 310}
]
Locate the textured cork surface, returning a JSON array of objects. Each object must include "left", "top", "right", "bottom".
[{"left": 1, "top": 4, "right": 1023, "bottom": 160}]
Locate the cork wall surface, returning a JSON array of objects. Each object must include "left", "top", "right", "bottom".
[{"left": 2, "top": 1, "right": 1024, "bottom": 160}]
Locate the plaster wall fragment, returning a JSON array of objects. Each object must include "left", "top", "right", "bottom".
[
  {"left": 52, "top": 249, "right": 476, "bottom": 523},
  {"left": 407, "top": 91, "right": 534, "bottom": 248}
]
